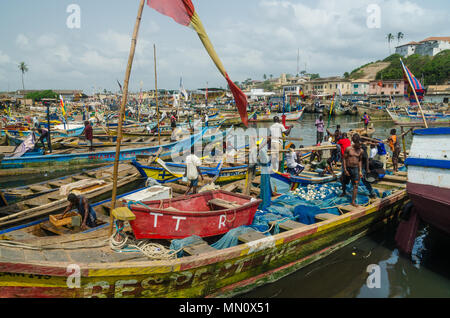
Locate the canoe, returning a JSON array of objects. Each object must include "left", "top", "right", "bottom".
[
  {"left": 0, "top": 163, "right": 141, "bottom": 230},
  {"left": 0, "top": 127, "right": 209, "bottom": 171},
  {"left": 271, "top": 168, "right": 342, "bottom": 189},
  {"left": 131, "top": 159, "right": 253, "bottom": 184},
  {"left": 0, "top": 177, "right": 408, "bottom": 298},
  {"left": 126, "top": 190, "right": 262, "bottom": 239},
  {"left": 386, "top": 109, "right": 450, "bottom": 127},
  {"left": 0, "top": 164, "right": 134, "bottom": 205},
  {"left": 0, "top": 126, "right": 85, "bottom": 138},
  {"left": 248, "top": 109, "right": 304, "bottom": 123}
]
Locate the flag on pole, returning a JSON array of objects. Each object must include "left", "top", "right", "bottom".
[
  {"left": 180, "top": 77, "right": 188, "bottom": 101},
  {"left": 147, "top": 0, "right": 248, "bottom": 126},
  {"left": 59, "top": 95, "right": 66, "bottom": 116},
  {"left": 400, "top": 59, "right": 425, "bottom": 105}
]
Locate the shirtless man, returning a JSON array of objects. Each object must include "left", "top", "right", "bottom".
[{"left": 341, "top": 133, "right": 363, "bottom": 207}]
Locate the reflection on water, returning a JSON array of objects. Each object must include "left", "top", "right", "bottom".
[{"left": 241, "top": 225, "right": 450, "bottom": 298}]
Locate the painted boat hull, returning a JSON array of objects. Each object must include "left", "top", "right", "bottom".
[
  {"left": 1, "top": 127, "right": 85, "bottom": 138},
  {"left": 0, "top": 189, "right": 408, "bottom": 298},
  {"left": 387, "top": 109, "right": 450, "bottom": 126},
  {"left": 248, "top": 110, "right": 304, "bottom": 122},
  {"left": 0, "top": 128, "right": 208, "bottom": 170},
  {"left": 128, "top": 190, "right": 261, "bottom": 239},
  {"left": 271, "top": 170, "right": 341, "bottom": 188},
  {"left": 403, "top": 127, "right": 450, "bottom": 236}
]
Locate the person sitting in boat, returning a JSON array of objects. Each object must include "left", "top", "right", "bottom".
[
  {"left": 341, "top": 134, "right": 364, "bottom": 207},
  {"left": 286, "top": 143, "right": 304, "bottom": 175},
  {"left": 184, "top": 146, "right": 204, "bottom": 195},
  {"left": 61, "top": 193, "right": 98, "bottom": 230}
]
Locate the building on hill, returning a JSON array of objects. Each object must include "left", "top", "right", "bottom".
[
  {"left": 396, "top": 37, "right": 450, "bottom": 57},
  {"left": 351, "top": 79, "right": 370, "bottom": 97},
  {"left": 304, "top": 77, "right": 352, "bottom": 97},
  {"left": 425, "top": 85, "right": 450, "bottom": 104},
  {"left": 368, "top": 80, "right": 405, "bottom": 98}
]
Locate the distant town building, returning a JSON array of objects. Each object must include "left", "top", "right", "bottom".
[
  {"left": 351, "top": 80, "right": 370, "bottom": 96},
  {"left": 304, "top": 77, "right": 352, "bottom": 97},
  {"left": 424, "top": 85, "right": 450, "bottom": 104},
  {"left": 368, "top": 80, "right": 405, "bottom": 97},
  {"left": 245, "top": 88, "right": 275, "bottom": 101},
  {"left": 396, "top": 37, "right": 450, "bottom": 57}
]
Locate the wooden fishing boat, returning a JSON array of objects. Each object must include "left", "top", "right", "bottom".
[
  {"left": 127, "top": 190, "right": 261, "bottom": 239},
  {"left": 356, "top": 104, "right": 389, "bottom": 118},
  {"left": 0, "top": 126, "right": 85, "bottom": 138},
  {"left": 0, "top": 163, "right": 141, "bottom": 230},
  {"left": 271, "top": 168, "right": 342, "bottom": 189},
  {"left": 0, "top": 177, "right": 408, "bottom": 298},
  {"left": 0, "top": 164, "right": 131, "bottom": 205},
  {"left": 0, "top": 127, "right": 209, "bottom": 171},
  {"left": 396, "top": 127, "right": 450, "bottom": 253},
  {"left": 131, "top": 159, "right": 254, "bottom": 184},
  {"left": 248, "top": 109, "right": 304, "bottom": 123},
  {"left": 386, "top": 108, "right": 450, "bottom": 127}
]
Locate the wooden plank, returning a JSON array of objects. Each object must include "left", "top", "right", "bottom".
[
  {"left": 378, "top": 181, "right": 406, "bottom": 188},
  {"left": 338, "top": 205, "right": 358, "bottom": 213},
  {"left": 315, "top": 213, "right": 339, "bottom": 222},
  {"left": 382, "top": 174, "right": 407, "bottom": 183},
  {"left": 238, "top": 229, "right": 267, "bottom": 243},
  {"left": 28, "top": 185, "right": 52, "bottom": 193},
  {"left": 269, "top": 220, "right": 307, "bottom": 231},
  {"left": 208, "top": 198, "right": 240, "bottom": 210},
  {"left": 183, "top": 243, "right": 216, "bottom": 256}
]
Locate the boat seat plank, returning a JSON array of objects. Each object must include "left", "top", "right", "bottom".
[
  {"left": 378, "top": 181, "right": 406, "bottom": 188},
  {"left": 269, "top": 220, "right": 307, "bottom": 231},
  {"left": 208, "top": 198, "right": 240, "bottom": 210},
  {"left": 238, "top": 229, "right": 267, "bottom": 243},
  {"left": 111, "top": 207, "right": 136, "bottom": 221},
  {"left": 42, "top": 249, "right": 71, "bottom": 262},
  {"left": 28, "top": 185, "right": 52, "bottom": 193},
  {"left": 315, "top": 213, "right": 339, "bottom": 222},
  {"left": 71, "top": 175, "right": 91, "bottom": 181},
  {"left": 339, "top": 205, "right": 358, "bottom": 213},
  {"left": 183, "top": 243, "right": 216, "bottom": 256}
]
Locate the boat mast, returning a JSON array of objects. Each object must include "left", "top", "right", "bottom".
[
  {"left": 154, "top": 44, "right": 160, "bottom": 145},
  {"left": 109, "top": 0, "right": 146, "bottom": 235}
]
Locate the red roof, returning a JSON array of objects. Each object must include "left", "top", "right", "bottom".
[{"left": 420, "top": 37, "right": 450, "bottom": 43}]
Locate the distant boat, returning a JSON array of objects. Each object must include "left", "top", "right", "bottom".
[{"left": 248, "top": 109, "right": 304, "bottom": 122}]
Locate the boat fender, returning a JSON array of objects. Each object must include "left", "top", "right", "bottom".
[{"left": 399, "top": 201, "right": 414, "bottom": 222}]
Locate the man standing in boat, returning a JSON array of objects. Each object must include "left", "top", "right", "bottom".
[
  {"left": 270, "top": 116, "right": 291, "bottom": 171},
  {"left": 35, "top": 127, "right": 49, "bottom": 153},
  {"left": 341, "top": 133, "right": 364, "bottom": 207},
  {"left": 361, "top": 112, "right": 370, "bottom": 132},
  {"left": 81, "top": 120, "right": 94, "bottom": 152},
  {"left": 185, "top": 145, "right": 204, "bottom": 195},
  {"left": 61, "top": 193, "right": 98, "bottom": 230}
]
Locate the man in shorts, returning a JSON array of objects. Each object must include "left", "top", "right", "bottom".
[{"left": 341, "top": 134, "right": 364, "bottom": 207}]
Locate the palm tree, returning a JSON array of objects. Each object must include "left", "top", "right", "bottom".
[
  {"left": 18, "top": 62, "right": 28, "bottom": 90},
  {"left": 386, "top": 33, "right": 395, "bottom": 55},
  {"left": 397, "top": 32, "right": 404, "bottom": 45}
]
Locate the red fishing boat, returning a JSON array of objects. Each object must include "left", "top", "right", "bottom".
[{"left": 126, "top": 190, "right": 262, "bottom": 239}]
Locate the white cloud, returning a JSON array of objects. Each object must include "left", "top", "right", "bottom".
[
  {"left": 0, "top": 51, "right": 10, "bottom": 64},
  {"left": 15, "top": 34, "right": 30, "bottom": 48}
]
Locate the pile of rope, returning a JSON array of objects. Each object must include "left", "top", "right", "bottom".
[{"left": 109, "top": 221, "right": 180, "bottom": 260}]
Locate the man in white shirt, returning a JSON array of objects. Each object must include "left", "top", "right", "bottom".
[
  {"left": 185, "top": 146, "right": 204, "bottom": 194},
  {"left": 269, "top": 116, "right": 291, "bottom": 171}
]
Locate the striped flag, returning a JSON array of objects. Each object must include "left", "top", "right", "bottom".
[
  {"left": 147, "top": 0, "right": 248, "bottom": 126},
  {"left": 59, "top": 95, "right": 66, "bottom": 116},
  {"left": 180, "top": 77, "right": 188, "bottom": 101},
  {"left": 400, "top": 59, "right": 425, "bottom": 105}
]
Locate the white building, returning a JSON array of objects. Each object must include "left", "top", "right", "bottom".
[
  {"left": 396, "top": 37, "right": 450, "bottom": 57},
  {"left": 351, "top": 80, "right": 370, "bottom": 96},
  {"left": 245, "top": 89, "right": 275, "bottom": 101}
]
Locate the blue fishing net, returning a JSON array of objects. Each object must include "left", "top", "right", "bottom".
[{"left": 170, "top": 235, "right": 205, "bottom": 257}]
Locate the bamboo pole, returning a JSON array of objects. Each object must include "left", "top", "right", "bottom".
[
  {"left": 401, "top": 59, "right": 428, "bottom": 128},
  {"left": 154, "top": 44, "right": 160, "bottom": 145},
  {"left": 109, "top": 0, "right": 145, "bottom": 235}
]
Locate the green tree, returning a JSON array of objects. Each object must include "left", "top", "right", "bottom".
[
  {"left": 263, "top": 74, "right": 267, "bottom": 80},
  {"left": 26, "top": 90, "right": 58, "bottom": 102},
  {"left": 18, "top": 62, "right": 28, "bottom": 90},
  {"left": 386, "top": 33, "right": 395, "bottom": 55},
  {"left": 397, "top": 32, "right": 404, "bottom": 45}
]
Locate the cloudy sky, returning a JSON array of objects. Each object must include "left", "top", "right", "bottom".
[{"left": 0, "top": 0, "right": 449, "bottom": 93}]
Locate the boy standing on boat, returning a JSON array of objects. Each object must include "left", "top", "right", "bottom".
[
  {"left": 341, "top": 134, "right": 364, "bottom": 207},
  {"left": 185, "top": 146, "right": 204, "bottom": 195},
  {"left": 82, "top": 121, "right": 94, "bottom": 152},
  {"left": 361, "top": 112, "right": 370, "bottom": 132},
  {"left": 387, "top": 129, "right": 401, "bottom": 173},
  {"left": 61, "top": 193, "right": 97, "bottom": 230},
  {"left": 315, "top": 115, "right": 325, "bottom": 144}
]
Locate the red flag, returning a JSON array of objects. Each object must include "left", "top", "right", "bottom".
[
  {"left": 377, "top": 81, "right": 383, "bottom": 87},
  {"left": 147, "top": 0, "right": 248, "bottom": 126}
]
